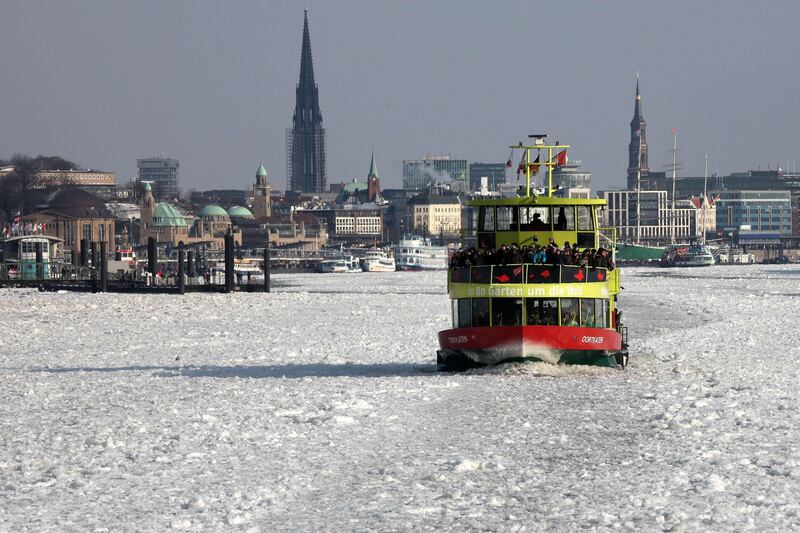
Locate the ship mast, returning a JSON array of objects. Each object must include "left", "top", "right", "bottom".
[
  {"left": 636, "top": 133, "right": 642, "bottom": 245},
  {"left": 701, "top": 154, "right": 708, "bottom": 245},
  {"left": 670, "top": 128, "right": 677, "bottom": 244}
]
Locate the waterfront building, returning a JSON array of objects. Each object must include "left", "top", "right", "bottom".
[
  {"left": 38, "top": 170, "right": 117, "bottom": 201},
  {"left": 715, "top": 190, "right": 791, "bottom": 235},
  {"left": 307, "top": 153, "right": 387, "bottom": 244},
  {"left": 403, "top": 156, "right": 468, "bottom": 191},
  {"left": 468, "top": 162, "right": 506, "bottom": 192},
  {"left": 599, "top": 189, "right": 711, "bottom": 243},
  {"left": 139, "top": 183, "right": 191, "bottom": 246},
  {"left": 137, "top": 157, "right": 179, "bottom": 200},
  {"left": 407, "top": 190, "right": 461, "bottom": 239},
  {"left": 21, "top": 189, "right": 115, "bottom": 255},
  {"left": 286, "top": 10, "right": 327, "bottom": 193}
]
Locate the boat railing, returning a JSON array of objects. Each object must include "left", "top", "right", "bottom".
[{"left": 449, "top": 264, "right": 611, "bottom": 285}]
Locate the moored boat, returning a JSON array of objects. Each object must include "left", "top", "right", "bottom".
[
  {"left": 319, "top": 256, "right": 361, "bottom": 273},
  {"left": 361, "top": 249, "right": 396, "bottom": 272},
  {"left": 659, "top": 243, "right": 715, "bottom": 267},
  {"left": 437, "top": 136, "right": 628, "bottom": 370},
  {"left": 393, "top": 236, "right": 448, "bottom": 271}
]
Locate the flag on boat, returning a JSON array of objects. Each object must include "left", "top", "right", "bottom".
[
  {"left": 505, "top": 149, "right": 514, "bottom": 168},
  {"left": 516, "top": 151, "right": 527, "bottom": 177},
  {"left": 554, "top": 150, "right": 568, "bottom": 167},
  {"left": 527, "top": 154, "right": 540, "bottom": 175}
]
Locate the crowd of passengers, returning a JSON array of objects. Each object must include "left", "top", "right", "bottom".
[{"left": 449, "top": 240, "right": 615, "bottom": 270}]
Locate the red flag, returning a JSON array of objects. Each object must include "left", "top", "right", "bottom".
[
  {"left": 554, "top": 150, "right": 568, "bottom": 167},
  {"left": 516, "top": 152, "right": 527, "bottom": 177},
  {"left": 505, "top": 149, "right": 513, "bottom": 168},
  {"left": 527, "top": 154, "right": 540, "bottom": 174}
]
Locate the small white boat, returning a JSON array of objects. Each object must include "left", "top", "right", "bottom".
[
  {"left": 319, "top": 256, "right": 361, "bottom": 273},
  {"left": 393, "top": 236, "right": 448, "bottom": 271},
  {"left": 361, "top": 249, "right": 396, "bottom": 272}
]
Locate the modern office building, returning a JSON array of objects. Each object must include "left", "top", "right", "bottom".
[
  {"left": 286, "top": 10, "right": 327, "bottom": 193},
  {"left": 551, "top": 160, "right": 592, "bottom": 198},
  {"left": 137, "top": 157, "right": 179, "bottom": 200},
  {"left": 715, "top": 190, "right": 792, "bottom": 234},
  {"left": 599, "top": 189, "right": 712, "bottom": 243},
  {"left": 468, "top": 162, "right": 506, "bottom": 192},
  {"left": 403, "top": 155, "right": 467, "bottom": 190}
]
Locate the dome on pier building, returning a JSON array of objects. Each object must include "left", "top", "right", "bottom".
[
  {"left": 197, "top": 205, "right": 230, "bottom": 221},
  {"left": 153, "top": 203, "right": 190, "bottom": 227},
  {"left": 227, "top": 205, "right": 254, "bottom": 219}
]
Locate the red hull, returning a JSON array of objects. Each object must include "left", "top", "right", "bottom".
[
  {"left": 439, "top": 325, "right": 621, "bottom": 352},
  {"left": 437, "top": 325, "right": 622, "bottom": 367}
]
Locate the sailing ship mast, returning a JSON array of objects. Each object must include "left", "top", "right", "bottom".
[
  {"left": 636, "top": 133, "right": 642, "bottom": 244},
  {"left": 701, "top": 155, "right": 708, "bottom": 245},
  {"left": 670, "top": 128, "right": 677, "bottom": 244}
]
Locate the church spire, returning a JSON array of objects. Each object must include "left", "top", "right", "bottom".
[
  {"left": 368, "top": 150, "right": 379, "bottom": 179},
  {"left": 298, "top": 10, "right": 316, "bottom": 95},
  {"left": 287, "top": 10, "right": 327, "bottom": 193},
  {"left": 633, "top": 70, "right": 642, "bottom": 120},
  {"left": 627, "top": 72, "right": 649, "bottom": 189}
]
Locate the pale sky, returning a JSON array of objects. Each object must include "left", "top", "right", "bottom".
[{"left": 1, "top": 1, "right": 799, "bottom": 192}]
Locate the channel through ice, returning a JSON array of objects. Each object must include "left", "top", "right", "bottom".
[{"left": 1, "top": 265, "right": 799, "bottom": 531}]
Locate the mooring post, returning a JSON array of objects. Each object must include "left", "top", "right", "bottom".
[
  {"left": 187, "top": 250, "right": 195, "bottom": 279},
  {"left": 35, "top": 242, "right": 44, "bottom": 281},
  {"left": 99, "top": 241, "right": 108, "bottom": 292},
  {"left": 90, "top": 242, "right": 98, "bottom": 272},
  {"left": 177, "top": 249, "right": 186, "bottom": 294},
  {"left": 148, "top": 237, "right": 157, "bottom": 276},
  {"left": 80, "top": 239, "right": 89, "bottom": 267},
  {"left": 224, "top": 233, "right": 234, "bottom": 293},
  {"left": 263, "top": 242, "right": 271, "bottom": 293}
]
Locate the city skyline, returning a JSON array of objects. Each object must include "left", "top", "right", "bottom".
[{"left": 1, "top": 1, "right": 799, "bottom": 192}]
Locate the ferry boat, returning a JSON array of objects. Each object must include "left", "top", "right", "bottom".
[
  {"left": 659, "top": 243, "right": 715, "bottom": 267},
  {"left": 361, "top": 248, "right": 396, "bottom": 272},
  {"left": 394, "top": 236, "right": 448, "bottom": 271},
  {"left": 437, "top": 136, "right": 628, "bottom": 370}
]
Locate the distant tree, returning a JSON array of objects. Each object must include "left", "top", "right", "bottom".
[
  {"left": 34, "top": 155, "right": 81, "bottom": 171},
  {"left": 0, "top": 154, "right": 82, "bottom": 221}
]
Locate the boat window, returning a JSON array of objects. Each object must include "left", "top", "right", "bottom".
[
  {"left": 596, "top": 299, "right": 609, "bottom": 328},
  {"left": 457, "top": 299, "right": 472, "bottom": 328},
  {"left": 577, "top": 205, "right": 594, "bottom": 231},
  {"left": 525, "top": 298, "right": 558, "bottom": 325},
  {"left": 496, "top": 206, "right": 516, "bottom": 231},
  {"left": 479, "top": 206, "right": 496, "bottom": 231},
  {"left": 492, "top": 298, "right": 522, "bottom": 326},
  {"left": 520, "top": 206, "right": 550, "bottom": 230},
  {"left": 472, "top": 298, "right": 490, "bottom": 327},
  {"left": 553, "top": 206, "right": 575, "bottom": 231},
  {"left": 560, "top": 298, "right": 579, "bottom": 326},
  {"left": 580, "top": 299, "right": 597, "bottom": 328}
]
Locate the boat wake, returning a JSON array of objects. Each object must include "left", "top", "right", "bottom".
[{"left": 472, "top": 360, "right": 616, "bottom": 378}]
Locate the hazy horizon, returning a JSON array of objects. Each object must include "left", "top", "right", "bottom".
[{"left": 2, "top": 1, "right": 799, "bottom": 193}]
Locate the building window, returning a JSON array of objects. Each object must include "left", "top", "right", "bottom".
[{"left": 82, "top": 224, "right": 92, "bottom": 240}]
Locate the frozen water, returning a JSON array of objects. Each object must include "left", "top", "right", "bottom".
[{"left": 1, "top": 266, "right": 799, "bottom": 531}]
